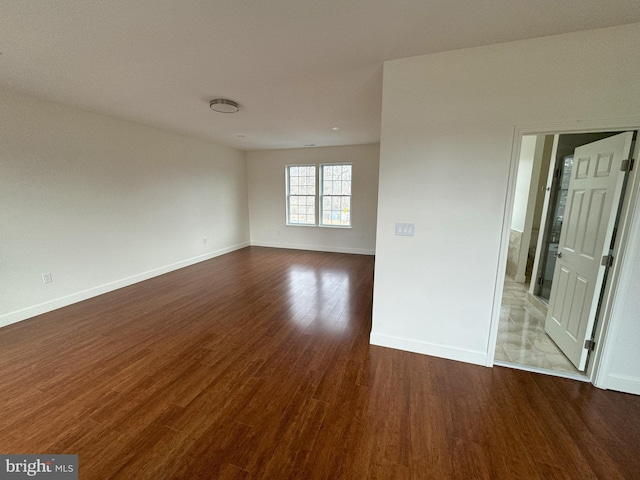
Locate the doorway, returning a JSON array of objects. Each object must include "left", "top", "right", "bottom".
[{"left": 493, "top": 129, "right": 637, "bottom": 379}]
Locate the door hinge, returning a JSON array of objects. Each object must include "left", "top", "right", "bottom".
[
  {"left": 601, "top": 254, "right": 614, "bottom": 267},
  {"left": 621, "top": 158, "right": 635, "bottom": 172},
  {"left": 584, "top": 339, "right": 596, "bottom": 351},
  {"left": 554, "top": 168, "right": 562, "bottom": 178},
  {"left": 537, "top": 276, "right": 543, "bottom": 286}
]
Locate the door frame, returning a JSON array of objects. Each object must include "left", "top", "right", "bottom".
[{"left": 488, "top": 118, "right": 640, "bottom": 388}]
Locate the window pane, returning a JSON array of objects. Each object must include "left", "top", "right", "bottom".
[
  {"left": 287, "top": 165, "right": 316, "bottom": 225},
  {"left": 319, "top": 164, "right": 351, "bottom": 227},
  {"left": 320, "top": 195, "right": 348, "bottom": 226},
  {"left": 289, "top": 164, "right": 353, "bottom": 226}
]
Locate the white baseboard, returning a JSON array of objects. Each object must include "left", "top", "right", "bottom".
[
  {"left": 0, "top": 242, "right": 250, "bottom": 329},
  {"left": 250, "top": 241, "right": 375, "bottom": 256},
  {"left": 603, "top": 373, "right": 640, "bottom": 395},
  {"left": 369, "top": 332, "right": 487, "bottom": 366}
]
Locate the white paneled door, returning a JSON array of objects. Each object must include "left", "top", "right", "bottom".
[{"left": 545, "top": 132, "right": 635, "bottom": 371}]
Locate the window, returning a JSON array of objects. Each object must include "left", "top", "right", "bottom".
[
  {"left": 286, "top": 163, "right": 352, "bottom": 227},
  {"left": 320, "top": 164, "right": 351, "bottom": 227},
  {"left": 286, "top": 165, "right": 316, "bottom": 225}
]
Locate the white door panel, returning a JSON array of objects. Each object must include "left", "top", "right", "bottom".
[{"left": 545, "top": 132, "right": 634, "bottom": 371}]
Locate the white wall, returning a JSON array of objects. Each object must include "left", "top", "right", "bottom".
[
  {"left": 511, "top": 135, "right": 537, "bottom": 232},
  {"left": 597, "top": 139, "right": 640, "bottom": 395},
  {"left": 246, "top": 144, "right": 379, "bottom": 255},
  {"left": 371, "top": 22, "right": 640, "bottom": 385},
  {"left": 604, "top": 220, "right": 640, "bottom": 393},
  {"left": 0, "top": 88, "right": 249, "bottom": 326}
]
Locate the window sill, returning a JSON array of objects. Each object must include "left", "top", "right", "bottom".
[{"left": 286, "top": 223, "right": 352, "bottom": 229}]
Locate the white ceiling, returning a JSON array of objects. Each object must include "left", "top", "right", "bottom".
[{"left": 1, "top": 1, "right": 639, "bottom": 150}]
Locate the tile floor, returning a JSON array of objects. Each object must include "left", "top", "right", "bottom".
[{"left": 495, "top": 275, "right": 581, "bottom": 375}]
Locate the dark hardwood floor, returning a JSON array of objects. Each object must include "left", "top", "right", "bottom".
[{"left": 1, "top": 247, "right": 639, "bottom": 479}]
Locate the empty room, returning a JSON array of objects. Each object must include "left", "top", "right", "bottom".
[{"left": 1, "top": 2, "right": 640, "bottom": 479}]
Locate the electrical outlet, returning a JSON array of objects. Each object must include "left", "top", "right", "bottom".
[
  {"left": 42, "top": 273, "right": 53, "bottom": 284},
  {"left": 395, "top": 223, "right": 415, "bottom": 237}
]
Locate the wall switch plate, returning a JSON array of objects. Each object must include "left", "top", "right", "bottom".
[
  {"left": 395, "top": 223, "right": 415, "bottom": 236},
  {"left": 42, "top": 273, "right": 53, "bottom": 284}
]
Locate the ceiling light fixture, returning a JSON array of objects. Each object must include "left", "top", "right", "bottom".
[
  {"left": 209, "top": 98, "right": 239, "bottom": 113},
  {"left": 330, "top": 126, "right": 341, "bottom": 131}
]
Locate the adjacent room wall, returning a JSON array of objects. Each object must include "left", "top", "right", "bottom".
[
  {"left": 510, "top": 135, "right": 537, "bottom": 233},
  {"left": 507, "top": 135, "right": 536, "bottom": 279},
  {"left": 371, "top": 22, "right": 640, "bottom": 389},
  {"left": 515, "top": 135, "right": 554, "bottom": 284},
  {"left": 246, "top": 144, "right": 379, "bottom": 255},
  {"left": 0, "top": 88, "right": 250, "bottom": 327}
]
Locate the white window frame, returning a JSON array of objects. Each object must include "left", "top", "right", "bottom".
[
  {"left": 285, "top": 164, "right": 317, "bottom": 226},
  {"left": 319, "top": 163, "right": 352, "bottom": 228},
  {"left": 285, "top": 163, "right": 353, "bottom": 228}
]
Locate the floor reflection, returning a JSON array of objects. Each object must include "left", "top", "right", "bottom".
[{"left": 286, "top": 265, "right": 352, "bottom": 332}]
